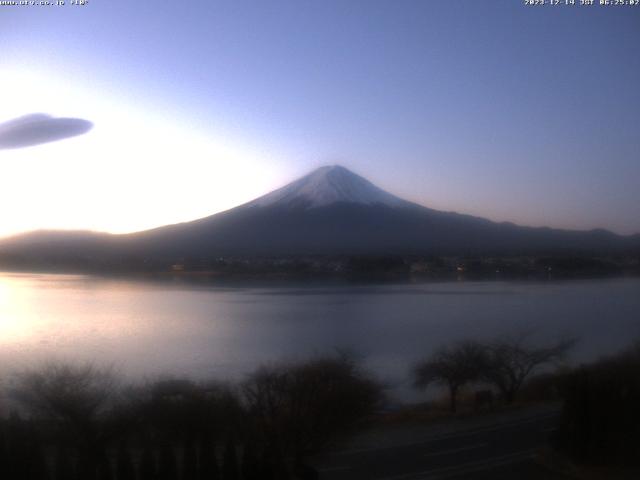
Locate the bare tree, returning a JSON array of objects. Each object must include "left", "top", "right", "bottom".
[
  {"left": 413, "top": 341, "right": 486, "bottom": 413},
  {"left": 120, "top": 376, "right": 242, "bottom": 445},
  {"left": 11, "top": 362, "right": 120, "bottom": 479},
  {"left": 482, "top": 334, "right": 575, "bottom": 404},
  {"left": 242, "top": 354, "right": 382, "bottom": 456},
  {"left": 11, "top": 362, "right": 118, "bottom": 425}
]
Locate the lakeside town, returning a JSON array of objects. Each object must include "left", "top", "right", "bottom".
[{"left": 2, "top": 252, "right": 638, "bottom": 281}]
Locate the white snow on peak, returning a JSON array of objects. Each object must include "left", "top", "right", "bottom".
[{"left": 248, "top": 165, "right": 407, "bottom": 209}]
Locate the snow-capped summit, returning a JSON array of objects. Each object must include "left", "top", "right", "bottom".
[{"left": 248, "top": 165, "right": 407, "bottom": 209}]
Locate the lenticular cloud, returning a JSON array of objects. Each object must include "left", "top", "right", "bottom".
[{"left": 0, "top": 113, "right": 93, "bottom": 150}]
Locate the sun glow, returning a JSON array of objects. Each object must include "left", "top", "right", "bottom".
[
  {"left": 0, "top": 69, "right": 286, "bottom": 239},
  {"left": 0, "top": 275, "right": 34, "bottom": 343}
]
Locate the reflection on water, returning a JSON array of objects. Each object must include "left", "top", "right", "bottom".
[{"left": 0, "top": 272, "right": 639, "bottom": 400}]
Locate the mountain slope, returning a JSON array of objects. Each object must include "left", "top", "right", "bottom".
[
  {"left": 0, "top": 165, "right": 638, "bottom": 268},
  {"left": 117, "top": 165, "right": 637, "bottom": 257}
]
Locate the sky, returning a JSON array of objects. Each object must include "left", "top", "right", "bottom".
[{"left": 1, "top": 0, "right": 639, "bottom": 238}]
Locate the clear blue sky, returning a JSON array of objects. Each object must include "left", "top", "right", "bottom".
[{"left": 1, "top": 0, "right": 639, "bottom": 236}]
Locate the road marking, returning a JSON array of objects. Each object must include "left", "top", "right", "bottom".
[
  {"left": 423, "top": 443, "right": 487, "bottom": 458},
  {"left": 379, "top": 449, "right": 537, "bottom": 480}
]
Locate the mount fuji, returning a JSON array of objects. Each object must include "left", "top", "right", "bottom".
[
  {"left": 245, "top": 165, "right": 408, "bottom": 209},
  {"left": 1, "top": 165, "right": 638, "bottom": 268}
]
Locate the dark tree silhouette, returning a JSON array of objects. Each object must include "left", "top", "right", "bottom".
[
  {"left": 482, "top": 334, "right": 575, "bottom": 403},
  {"left": 0, "top": 433, "right": 7, "bottom": 478},
  {"left": 413, "top": 341, "right": 486, "bottom": 413},
  {"left": 182, "top": 438, "right": 198, "bottom": 480},
  {"left": 12, "top": 362, "right": 119, "bottom": 478},
  {"left": 242, "top": 354, "right": 381, "bottom": 457},
  {"left": 240, "top": 439, "right": 261, "bottom": 480},
  {"left": 293, "top": 455, "right": 319, "bottom": 480},
  {"left": 128, "top": 377, "right": 241, "bottom": 450},
  {"left": 116, "top": 443, "right": 135, "bottom": 480},
  {"left": 95, "top": 450, "right": 113, "bottom": 480},
  {"left": 557, "top": 341, "right": 640, "bottom": 466},
  {"left": 222, "top": 437, "right": 239, "bottom": 480},
  {"left": 12, "top": 363, "right": 118, "bottom": 424},
  {"left": 25, "top": 440, "right": 48, "bottom": 480},
  {"left": 139, "top": 445, "right": 156, "bottom": 480},
  {"left": 261, "top": 441, "right": 289, "bottom": 480},
  {"left": 0, "top": 357, "right": 379, "bottom": 480},
  {"left": 197, "top": 438, "right": 219, "bottom": 480},
  {"left": 4, "top": 414, "right": 29, "bottom": 479},
  {"left": 53, "top": 446, "right": 75, "bottom": 480},
  {"left": 158, "top": 443, "right": 178, "bottom": 480}
]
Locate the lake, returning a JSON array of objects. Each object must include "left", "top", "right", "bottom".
[{"left": 1, "top": 272, "right": 639, "bottom": 401}]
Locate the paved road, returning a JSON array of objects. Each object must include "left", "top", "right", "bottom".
[{"left": 313, "top": 405, "right": 569, "bottom": 479}]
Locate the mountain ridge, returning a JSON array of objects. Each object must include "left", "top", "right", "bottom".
[{"left": 1, "top": 165, "right": 638, "bottom": 269}]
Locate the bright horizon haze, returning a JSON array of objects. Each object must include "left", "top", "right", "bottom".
[{"left": 1, "top": 1, "right": 639, "bottom": 238}]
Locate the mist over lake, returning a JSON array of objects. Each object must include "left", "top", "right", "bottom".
[{"left": 1, "top": 272, "right": 639, "bottom": 401}]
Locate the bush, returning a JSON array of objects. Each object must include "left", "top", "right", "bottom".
[
  {"left": 0, "top": 356, "right": 381, "bottom": 478},
  {"left": 556, "top": 342, "right": 640, "bottom": 466},
  {"left": 242, "top": 354, "right": 382, "bottom": 456}
]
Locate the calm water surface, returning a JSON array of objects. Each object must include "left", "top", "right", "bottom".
[{"left": 1, "top": 272, "right": 639, "bottom": 400}]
